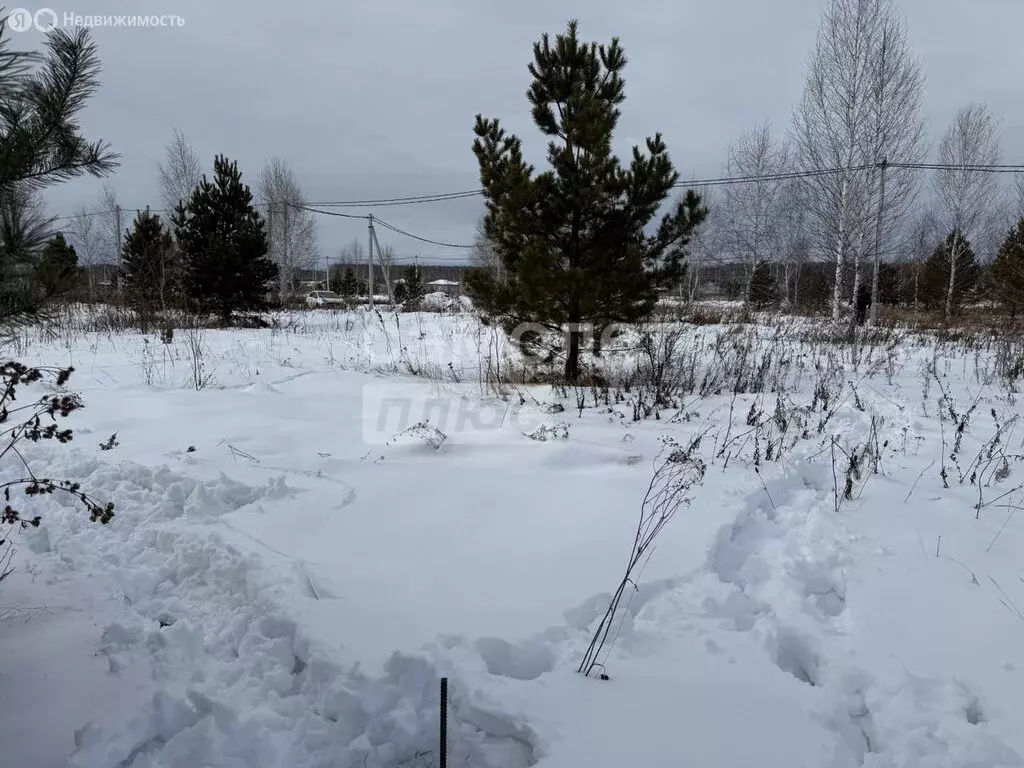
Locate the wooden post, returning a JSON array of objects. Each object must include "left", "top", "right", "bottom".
[{"left": 439, "top": 677, "right": 448, "bottom": 768}]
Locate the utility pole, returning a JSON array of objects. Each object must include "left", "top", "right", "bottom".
[
  {"left": 368, "top": 214, "right": 375, "bottom": 309},
  {"left": 370, "top": 223, "right": 393, "bottom": 304},
  {"left": 869, "top": 158, "right": 888, "bottom": 327},
  {"left": 283, "top": 201, "right": 291, "bottom": 289},
  {"left": 114, "top": 204, "right": 123, "bottom": 298}
]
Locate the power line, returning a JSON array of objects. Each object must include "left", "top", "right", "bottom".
[
  {"left": 52, "top": 207, "right": 165, "bottom": 223},
  {"left": 292, "top": 205, "right": 477, "bottom": 249},
  {"left": 373, "top": 216, "right": 475, "bottom": 249},
  {"left": 45, "top": 159, "right": 1024, "bottom": 252},
  {"left": 892, "top": 162, "right": 1024, "bottom": 173},
  {"left": 292, "top": 204, "right": 372, "bottom": 221},
  {"left": 678, "top": 163, "right": 881, "bottom": 188},
  {"left": 302, "top": 159, "right": 1024, "bottom": 209},
  {"left": 306, "top": 190, "right": 481, "bottom": 207},
  {"left": 303, "top": 165, "right": 881, "bottom": 208},
  {"left": 294, "top": 163, "right": 904, "bottom": 251},
  {"left": 53, "top": 160, "right": 1024, "bottom": 221}
]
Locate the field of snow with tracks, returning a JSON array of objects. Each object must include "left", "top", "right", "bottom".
[{"left": 3, "top": 305, "right": 1024, "bottom": 768}]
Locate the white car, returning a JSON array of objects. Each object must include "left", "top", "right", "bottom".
[{"left": 305, "top": 290, "right": 345, "bottom": 308}]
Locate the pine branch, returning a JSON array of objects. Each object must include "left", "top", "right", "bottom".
[{"left": 0, "top": 22, "right": 119, "bottom": 193}]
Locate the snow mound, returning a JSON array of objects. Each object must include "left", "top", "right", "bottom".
[
  {"left": 419, "top": 291, "right": 471, "bottom": 312},
  {"left": 474, "top": 637, "right": 558, "bottom": 681}
]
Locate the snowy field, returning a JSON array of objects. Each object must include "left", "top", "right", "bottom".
[{"left": 3, "top": 306, "right": 1024, "bottom": 768}]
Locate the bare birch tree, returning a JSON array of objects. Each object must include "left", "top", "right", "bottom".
[
  {"left": 157, "top": 129, "right": 202, "bottom": 213},
  {"left": 64, "top": 206, "right": 106, "bottom": 300},
  {"left": 792, "top": 0, "right": 888, "bottom": 323},
  {"left": 96, "top": 183, "right": 123, "bottom": 289},
  {"left": 1015, "top": 173, "right": 1024, "bottom": 219},
  {"left": 155, "top": 132, "right": 200, "bottom": 305},
  {"left": 721, "top": 123, "right": 789, "bottom": 306},
  {"left": 684, "top": 187, "right": 723, "bottom": 304},
  {"left": 934, "top": 103, "right": 1001, "bottom": 322},
  {"left": 256, "top": 157, "right": 318, "bottom": 297},
  {"left": 907, "top": 207, "right": 940, "bottom": 310},
  {"left": 340, "top": 239, "right": 365, "bottom": 265},
  {"left": 862, "top": 7, "right": 926, "bottom": 324},
  {"left": 470, "top": 220, "right": 503, "bottom": 283},
  {"left": 775, "top": 176, "right": 811, "bottom": 308}
]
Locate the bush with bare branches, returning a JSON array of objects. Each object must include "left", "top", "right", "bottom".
[{"left": 0, "top": 362, "right": 114, "bottom": 583}]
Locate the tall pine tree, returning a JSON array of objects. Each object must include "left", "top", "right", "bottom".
[
  {"left": 172, "top": 155, "right": 276, "bottom": 322},
  {"left": 467, "top": 20, "right": 707, "bottom": 382},
  {"left": 992, "top": 218, "right": 1024, "bottom": 317},
  {"left": 920, "top": 229, "right": 979, "bottom": 316},
  {"left": 120, "top": 208, "right": 175, "bottom": 324}
]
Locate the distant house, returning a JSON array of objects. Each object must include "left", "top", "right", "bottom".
[{"left": 426, "top": 278, "right": 460, "bottom": 297}]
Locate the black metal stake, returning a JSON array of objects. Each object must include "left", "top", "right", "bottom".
[{"left": 439, "top": 677, "right": 448, "bottom": 768}]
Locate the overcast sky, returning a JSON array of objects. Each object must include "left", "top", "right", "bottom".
[{"left": 15, "top": 0, "right": 1024, "bottom": 266}]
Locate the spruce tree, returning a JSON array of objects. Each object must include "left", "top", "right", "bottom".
[
  {"left": 393, "top": 280, "right": 409, "bottom": 303},
  {"left": 467, "top": 20, "right": 707, "bottom": 382},
  {"left": 339, "top": 267, "right": 358, "bottom": 297},
  {"left": 33, "top": 233, "right": 78, "bottom": 297},
  {"left": 747, "top": 261, "right": 777, "bottom": 310},
  {"left": 878, "top": 262, "right": 902, "bottom": 306},
  {"left": 920, "top": 229, "right": 979, "bottom": 316},
  {"left": 120, "top": 208, "right": 174, "bottom": 324},
  {"left": 403, "top": 266, "right": 423, "bottom": 302},
  {"left": 171, "top": 155, "right": 276, "bottom": 322},
  {"left": 991, "top": 218, "right": 1024, "bottom": 317},
  {"left": 326, "top": 264, "right": 342, "bottom": 293}
]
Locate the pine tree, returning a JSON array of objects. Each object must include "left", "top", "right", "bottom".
[
  {"left": 920, "top": 229, "right": 979, "bottom": 316},
  {"left": 466, "top": 20, "right": 707, "bottom": 382},
  {"left": 991, "top": 218, "right": 1024, "bottom": 317},
  {"left": 339, "top": 267, "right": 358, "bottom": 297},
  {"left": 120, "top": 209, "right": 175, "bottom": 325},
  {"left": 747, "top": 261, "right": 777, "bottom": 310},
  {"left": 171, "top": 155, "right": 276, "bottom": 322},
  {"left": 403, "top": 266, "right": 423, "bottom": 303},
  {"left": 34, "top": 233, "right": 78, "bottom": 296},
  {"left": 1, "top": 22, "right": 117, "bottom": 328}
]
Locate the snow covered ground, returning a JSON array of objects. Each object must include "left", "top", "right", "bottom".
[{"left": 3, "top": 308, "right": 1024, "bottom": 767}]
